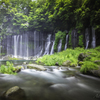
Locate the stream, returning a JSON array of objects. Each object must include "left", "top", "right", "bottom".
[{"left": 0, "top": 60, "right": 100, "bottom": 100}]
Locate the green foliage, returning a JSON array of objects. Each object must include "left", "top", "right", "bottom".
[
  {"left": 80, "top": 61, "right": 99, "bottom": 73},
  {"left": 36, "top": 46, "right": 100, "bottom": 75},
  {"left": 36, "top": 48, "right": 81, "bottom": 66},
  {"left": 78, "top": 35, "right": 84, "bottom": 47},
  {"left": 0, "top": 61, "right": 17, "bottom": 75},
  {"left": 54, "top": 31, "right": 66, "bottom": 52}
]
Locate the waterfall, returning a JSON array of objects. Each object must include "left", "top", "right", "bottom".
[
  {"left": 50, "top": 41, "right": 55, "bottom": 55},
  {"left": 91, "top": 27, "right": 96, "bottom": 48},
  {"left": 43, "top": 34, "right": 51, "bottom": 55},
  {"left": 14, "top": 35, "right": 19, "bottom": 57},
  {"left": 0, "top": 41, "right": 1, "bottom": 56},
  {"left": 4, "top": 32, "right": 56, "bottom": 59},
  {"left": 58, "top": 39, "right": 62, "bottom": 52},
  {"left": 64, "top": 34, "right": 68, "bottom": 50},
  {"left": 20, "top": 35, "right": 22, "bottom": 57},
  {"left": 85, "top": 28, "right": 89, "bottom": 49}
]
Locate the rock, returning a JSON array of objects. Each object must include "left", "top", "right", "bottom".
[
  {"left": 70, "top": 63, "right": 77, "bottom": 67},
  {"left": 89, "top": 67, "right": 100, "bottom": 77},
  {"left": 95, "top": 93, "right": 100, "bottom": 99},
  {"left": 78, "top": 61, "right": 84, "bottom": 66},
  {"left": 62, "top": 60, "right": 71, "bottom": 66},
  {"left": 27, "top": 64, "right": 46, "bottom": 71},
  {"left": 78, "top": 53, "right": 89, "bottom": 61},
  {"left": 55, "top": 62, "right": 59, "bottom": 66},
  {"left": 14, "top": 66, "right": 23, "bottom": 73},
  {"left": 0, "top": 86, "right": 26, "bottom": 100},
  {"left": 23, "top": 62, "right": 27, "bottom": 69},
  {"left": 94, "top": 60, "right": 100, "bottom": 65}
]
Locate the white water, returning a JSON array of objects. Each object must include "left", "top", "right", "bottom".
[
  {"left": 14, "top": 35, "right": 20, "bottom": 57},
  {"left": 58, "top": 39, "right": 62, "bottom": 52},
  {"left": 91, "top": 27, "right": 96, "bottom": 48},
  {"left": 44, "top": 34, "right": 51, "bottom": 55},
  {"left": 85, "top": 28, "right": 89, "bottom": 49},
  {"left": 64, "top": 34, "right": 68, "bottom": 50},
  {"left": 20, "top": 35, "right": 22, "bottom": 57},
  {"left": 50, "top": 41, "right": 55, "bottom": 55}
]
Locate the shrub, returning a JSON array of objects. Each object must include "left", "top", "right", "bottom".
[
  {"left": 80, "top": 61, "right": 99, "bottom": 73},
  {"left": 0, "top": 61, "right": 17, "bottom": 75}
]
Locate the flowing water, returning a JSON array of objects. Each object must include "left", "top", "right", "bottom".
[
  {"left": 0, "top": 61, "right": 100, "bottom": 100},
  {"left": 58, "top": 39, "right": 62, "bottom": 52},
  {"left": 64, "top": 34, "right": 68, "bottom": 50},
  {"left": 91, "top": 27, "right": 96, "bottom": 48},
  {"left": 85, "top": 28, "right": 89, "bottom": 49}
]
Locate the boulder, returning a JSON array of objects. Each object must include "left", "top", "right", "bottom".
[
  {"left": 62, "top": 60, "right": 71, "bottom": 66},
  {"left": 27, "top": 64, "right": 46, "bottom": 71},
  {"left": 94, "top": 60, "right": 100, "bottom": 65},
  {"left": 14, "top": 66, "right": 24, "bottom": 73},
  {"left": 55, "top": 62, "right": 59, "bottom": 66},
  {"left": 0, "top": 86, "right": 26, "bottom": 100},
  {"left": 78, "top": 53, "right": 89, "bottom": 61},
  {"left": 88, "top": 67, "right": 100, "bottom": 77}
]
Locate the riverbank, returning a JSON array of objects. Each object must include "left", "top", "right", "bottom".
[{"left": 36, "top": 47, "right": 100, "bottom": 77}]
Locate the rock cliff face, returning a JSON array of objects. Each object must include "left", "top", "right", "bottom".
[{"left": 0, "top": 27, "right": 97, "bottom": 59}]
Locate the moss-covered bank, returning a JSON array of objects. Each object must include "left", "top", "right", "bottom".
[{"left": 36, "top": 46, "right": 100, "bottom": 77}]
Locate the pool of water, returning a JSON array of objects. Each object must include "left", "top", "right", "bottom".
[{"left": 0, "top": 60, "right": 36, "bottom": 66}]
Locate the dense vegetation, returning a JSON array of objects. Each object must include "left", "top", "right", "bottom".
[
  {"left": 0, "top": 61, "right": 21, "bottom": 74},
  {"left": 36, "top": 46, "right": 100, "bottom": 73},
  {"left": 0, "top": 0, "right": 100, "bottom": 38}
]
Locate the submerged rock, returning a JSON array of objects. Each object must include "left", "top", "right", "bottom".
[
  {"left": 27, "top": 64, "right": 46, "bottom": 71},
  {"left": 0, "top": 86, "right": 26, "bottom": 100}
]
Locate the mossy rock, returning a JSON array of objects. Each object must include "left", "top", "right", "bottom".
[
  {"left": 14, "top": 66, "right": 23, "bottom": 73},
  {"left": 27, "top": 64, "right": 46, "bottom": 71},
  {"left": 88, "top": 67, "right": 100, "bottom": 77},
  {"left": 78, "top": 53, "right": 89, "bottom": 61},
  {"left": 0, "top": 86, "right": 26, "bottom": 100},
  {"left": 62, "top": 60, "right": 71, "bottom": 66},
  {"left": 70, "top": 63, "right": 77, "bottom": 67},
  {"left": 94, "top": 60, "right": 100, "bottom": 65},
  {"left": 78, "top": 61, "right": 84, "bottom": 66}
]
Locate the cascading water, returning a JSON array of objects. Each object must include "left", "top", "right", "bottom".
[
  {"left": 64, "top": 34, "right": 68, "bottom": 50},
  {"left": 85, "top": 28, "right": 89, "bottom": 49},
  {"left": 43, "top": 34, "right": 51, "bottom": 55},
  {"left": 14, "top": 35, "right": 19, "bottom": 57},
  {"left": 50, "top": 41, "right": 55, "bottom": 55},
  {"left": 20, "top": 35, "right": 22, "bottom": 57},
  {"left": 58, "top": 39, "right": 62, "bottom": 52},
  {"left": 91, "top": 27, "right": 96, "bottom": 48}
]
